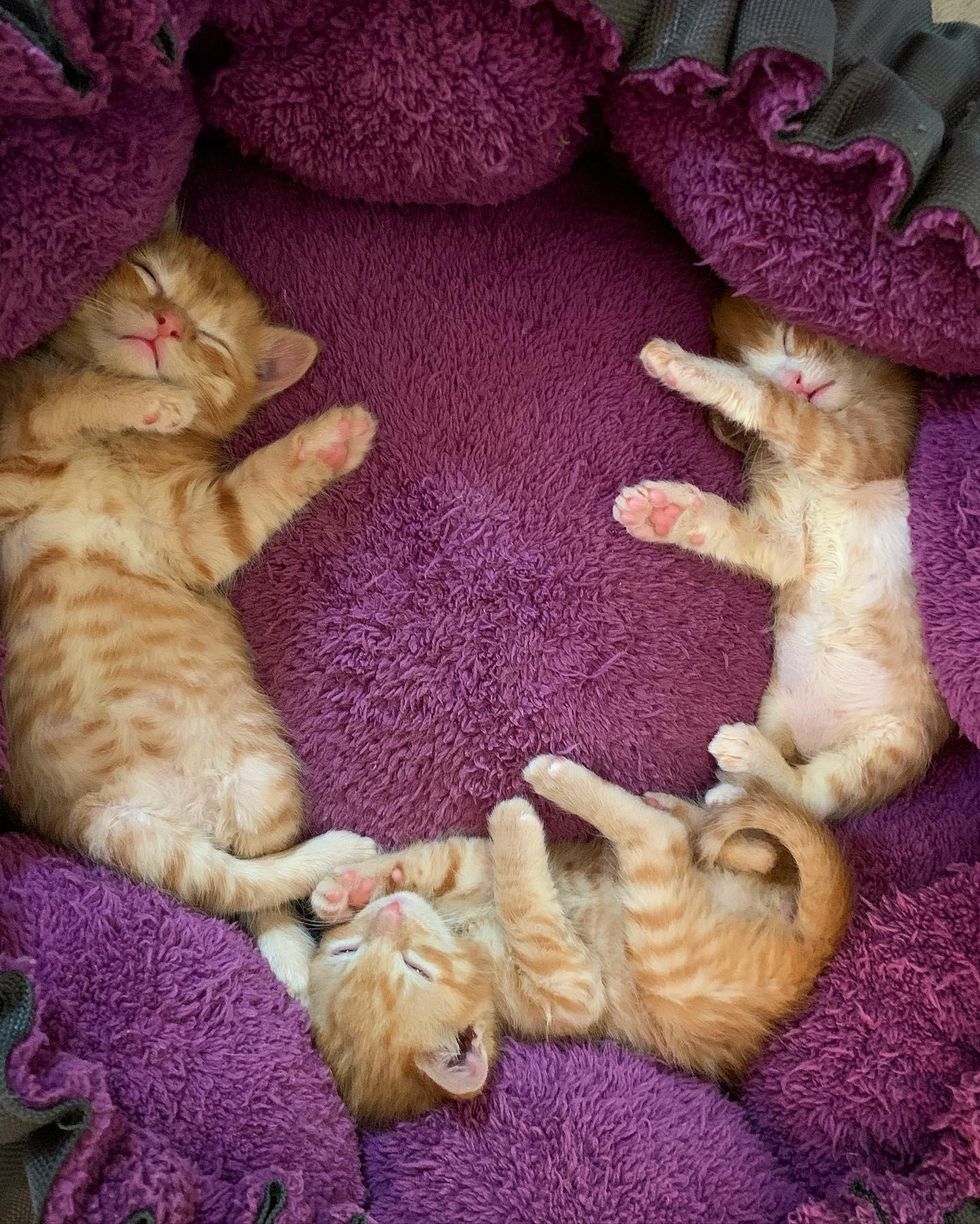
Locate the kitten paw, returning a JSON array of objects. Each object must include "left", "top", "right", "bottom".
[
  {"left": 638, "top": 338, "right": 693, "bottom": 390},
  {"left": 709, "top": 724, "right": 778, "bottom": 778},
  {"left": 136, "top": 388, "right": 198, "bottom": 433},
  {"left": 488, "top": 797, "right": 541, "bottom": 840},
  {"left": 311, "top": 860, "right": 402, "bottom": 924},
  {"left": 522, "top": 754, "right": 567, "bottom": 788},
  {"left": 293, "top": 404, "right": 376, "bottom": 486},
  {"left": 704, "top": 782, "right": 748, "bottom": 808},
  {"left": 613, "top": 480, "right": 706, "bottom": 546}
]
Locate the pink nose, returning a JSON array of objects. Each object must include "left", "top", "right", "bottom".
[
  {"left": 375, "top": 898, "right": 403, "bottom": 929},
  {"left": 155, "top": 311, "right": 182, "bottom": 341},
  {"left": 781, "top": 368, "right": 805, "bottom": 391}
]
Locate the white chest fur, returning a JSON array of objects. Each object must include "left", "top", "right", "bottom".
[{"left": 773, "top": 480, "right": 912, "bottom": 755}]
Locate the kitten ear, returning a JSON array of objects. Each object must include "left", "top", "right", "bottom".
[
  {"left": 415, "top": 1028, "right": 489, "bottom": 1099},
  {"left": 256, "top": 327, "right": 319, "bottom": 400}
]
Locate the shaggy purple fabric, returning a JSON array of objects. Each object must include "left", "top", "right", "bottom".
[
  {"left": 835, "top": 737, "right": 980, "bottom": 902},
  {"left": 0, "top": 0, "right": 201, "bottom": 360},
  {"left": 0, "top": 75, "right": 198, "bottom": 360},
  {"left": 908, "top": 376, "right": 980, "bottom": 747},
  {"left": 200, "top": 0, "right": 617, "bottom": 206},
  {"left": 181, "top": 147, "right": 771, "bottom": 844},
  {"left": 0, "top": 833, "right": 367, "bottom": 1224},
  {"left": 744, "top": 861, "right": 980, "bottom": 1217},
  {"left": 605, "top": 54, "right": 980, "bottom": 376},
  {"left": 363, "top": 1039, "right": 804, "bottom": 1224}
]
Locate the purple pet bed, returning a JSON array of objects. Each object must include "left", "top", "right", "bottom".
[{"left": 2, "top": 2, "right": 979, "bottom": 1222}]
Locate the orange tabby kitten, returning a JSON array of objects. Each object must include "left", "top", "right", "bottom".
[
  {"left": 306, "top": 755, "right": 850, "bottom": 1125},
  {"left": 0, "top": 225, "right": 376, "bottom": 994},
  {"left": 614, "top": 296, "right": 951, "bottom": 821}
]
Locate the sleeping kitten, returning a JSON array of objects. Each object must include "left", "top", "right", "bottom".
[
  {"left": 305, "top": 756, "right": 850, "bottom": 1125},
  {"left": 0, "top": 224, "right": 376, "bottom": 995},
  {"left": 614, "top": 296, "right": 952, "bottom": 822}
]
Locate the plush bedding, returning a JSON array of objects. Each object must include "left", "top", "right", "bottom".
[{"left": 1, "top": 1, "right": 978, "bottom": 1221}]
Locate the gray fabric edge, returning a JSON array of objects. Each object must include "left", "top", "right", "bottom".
[
  {"left": 0, "top": 971, "right": 91, "bottom": 1224},
  {"left": 590, "top": 0, "right": 980, "bottom": 233}
]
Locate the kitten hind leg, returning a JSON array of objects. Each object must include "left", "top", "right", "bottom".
[
  {"left": 711, "top": 718, "right": 931, "bottom": 820},
  {"left": 222, "top": 748, "right": 305, "bottom": 859},
  {"left": 489, "top": 799, "right": 604, "bottom": 1034}
]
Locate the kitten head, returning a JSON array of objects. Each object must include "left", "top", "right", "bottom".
[
  {"left": 711, "top": 293, "right": 915, "bottom": 414},
  {"left": 308, "top": 890, "right": 499, "bottom": 1125},
  {"left": 50, "top": 223, "right": 318, "bottom": 438}
]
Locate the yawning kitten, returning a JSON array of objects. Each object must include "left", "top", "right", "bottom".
[
  {"left": 306, "top": 757, "right": 850, "bottom": 1125},
  {"left": 0, "top": 223, "right": 375, "bottom": 995},
  {"left": 615, "top": 296, "right": 951, "bottom": 820}
]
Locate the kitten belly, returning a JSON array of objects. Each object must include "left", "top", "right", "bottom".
[{"left": 773, "top": 613, "right": 892, "bottom": 757}]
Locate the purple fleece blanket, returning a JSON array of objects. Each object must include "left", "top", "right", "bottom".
[{"left": 1, "top": 2, "right": 979, "bottom": 1221}]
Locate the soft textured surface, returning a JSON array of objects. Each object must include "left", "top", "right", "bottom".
[
  {"left": 183, "top": 146, "right": 770, "bottom": 845},
  {"left": 200, "top": 0, "right": 618, "bottom": 205},
  {"left": 0, "top": 1, "right": 978, "bottom": 1217},
  {"left": 605, "top": 52, "right": 980, "bottom": 375},
  {"left": 0, "top": 78, "right": 198, "bottom": 361},
  {"left": 0, "top": 834, "right": 366, "bottom": 1224},
  {"left": 363, "top": 1039, "right": 803, "bottom": 1224},
  {"left": 908, "top": 377, "right": 980, "bottom": 746},
  {"left": 746, "top": 860, "right": 980, "bottom": 1221}
]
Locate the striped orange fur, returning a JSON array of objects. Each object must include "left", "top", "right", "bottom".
[
  {"left": 0, "top": 225, "right": 377, "bottom": 996},
  {"left": 614, "top": 296, "right": 952, "bottom": 825},
  {"left": 306, "top": 757, "right": 850, "bottom": 1125}
]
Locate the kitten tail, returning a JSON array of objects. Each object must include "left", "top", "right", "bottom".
[{"left": 698, "top": 791, "right": 852, "bottom": 958}]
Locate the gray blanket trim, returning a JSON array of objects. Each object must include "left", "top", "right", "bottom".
[
  {"left": 0, "top": 971, "right": 90, "bottom": 1224},
  {"left": 592, "top": 0, "right": 980, "bottom": 233}
]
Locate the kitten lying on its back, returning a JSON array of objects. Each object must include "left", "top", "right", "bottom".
[
  {"left": 306, "top": 757, "right": 850, "bottom": 1125},
  {"left": 616, "top": 296, "right": 951, "bottom": 822},
  {"left": 0, "top": 223, "right": 375, "bottom": 996}
]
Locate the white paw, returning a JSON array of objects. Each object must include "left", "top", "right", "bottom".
[
  {"left": 708, "top": 724, "right": 772, "bottom": 777},
  {"left": 704, "top": 782, "right": 748, "bottom": 808},
  {"left": 522, "top": 754, "right": 566, "bottom": 786},
  {"left": 488, "top": 798, "right": 541, "bottom": 840},
  {"left": 310, "top": 863, "right": 385, "bottom": 923},
  {"left": 256, "top": 932, "right": 314, "bottom": 1006},
  {"left": 315, "top": 830, "right": 377, "bottom": 866}
]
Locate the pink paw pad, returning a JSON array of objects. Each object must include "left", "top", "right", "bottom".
[
  {"left": 650, "top": 503, "right": 683, "bottom": 537},
  {"left": 316, "top": 440, "right": 349, "bottom": 469},
  {"left": 143, "top": 412, "right": 160, "bottom": 426}
]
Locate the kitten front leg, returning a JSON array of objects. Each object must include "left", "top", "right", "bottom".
[
  {"left": 640, "top": 338, "right": 857, "bottom": 482},
  {"left": 489, "top": 799, "right": 605, "bottom": 1034},
  {"left": 310, "top": 836, "right": 491, "bottom": 924},
  {"left": 174, "top": 404, "right": 376, "bottom": 587},
  {"left": 613, "top": 480, "right": 793, "bottom": 584},
  {"left": 640, "top": 339, "right": 763, "bottom": 424},
  {"left": 25, "top": 370, "right": 197, "bottom": 444}
]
